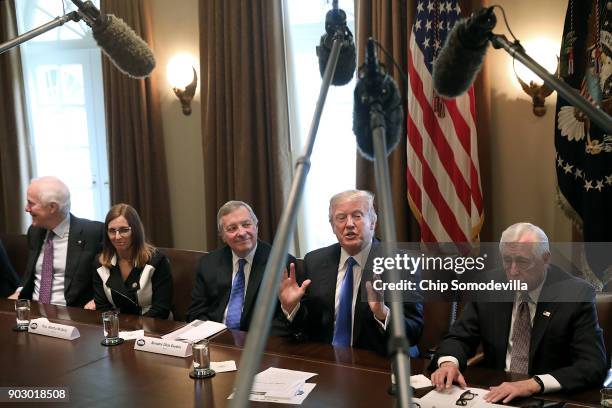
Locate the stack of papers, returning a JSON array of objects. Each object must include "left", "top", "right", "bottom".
[
  {"left": 229, "top": 367, "right": 317, "bottom": 404},
  {"left": 162, "top": 320, "right": 226, "bottom": 343}
]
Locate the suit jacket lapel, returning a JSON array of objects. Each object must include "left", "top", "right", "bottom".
[
  {"left": 64, "top": 215, "right": 83, "bottom": 295},
  {"left": 326, "top": 244, "right": 342, "bottom": 306},
  {"left": 353, "top": 241, "right": 379, "bottom": 341},
  {"left": 529, "top": 272, "right": 561, "bottom": 365},
  {"left": 24, "top": 228, "right": 45, "bottom": 287},
  {"left": 242, "top": 244, "right": 265, "bottom": 319},
  {"left": 217, "top": 247, "right": 234, "bottom": 321},
  {"left": 318, "top": 245, "right": 341, "bottom": 340},
  {"left": 496, "top": 302, "right": 514, "bottom": 368}
]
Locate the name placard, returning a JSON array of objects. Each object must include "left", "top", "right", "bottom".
[
  {"left": 28, "top": 318, "right": 80, "bottom": 340},
  {"left": 134, "top": 336, "right": 192, "bottom": 357}
]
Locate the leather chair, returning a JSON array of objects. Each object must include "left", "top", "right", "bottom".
[
  {"left": 158, "top": 247, "right": 205, "bottom": 322},
  {"left": 418, "top": 301, "right": 456, "bottom": 359}
]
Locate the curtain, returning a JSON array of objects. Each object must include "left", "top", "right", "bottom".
[
  {"left": 100, "top": 0, "right": 173, "bottom": 247},
  {"left": 355, "top": 0, "right": 492, "bottom": 241},
  {"left": 0, "top": 0, "right": 30, "bottom": 233},
  {"left": 199, "top": 0, "right": 292, "bottom": 249}
]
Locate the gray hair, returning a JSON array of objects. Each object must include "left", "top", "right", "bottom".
[
  {"left": 33, "top": 176, "right": 71, "bottom": 215},
  {"left": 217, "top": 200, "right": 259, "bottom": 234},
  {"left": 499, "top": 222, "right": 550, "bottom": 258},
  {"left": 328, "top": 189, "right": 377, "bottom": 224}
]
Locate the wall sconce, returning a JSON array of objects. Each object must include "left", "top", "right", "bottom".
[
  {"left": 511, "top": 38, "right": 559, "bottom": 117},
  {"left": 514, "top": 59, "right": 558, "bottom": 116},
  {"left": 167, "top": 54, "right": 198, "bottom": 115}
]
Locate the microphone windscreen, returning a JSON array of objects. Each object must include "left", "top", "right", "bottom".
[
  {"left": 93, "top": 15, "right": 156, "bottom": 78},
  {"left": 352, "top": 74, "right": 403, "bottom": 161},
  {"left": 317, "top": 33, "right": 356, "bottom": 86},
  {"left": 432, "top": 19, "right": 488, "bottom": 98}
]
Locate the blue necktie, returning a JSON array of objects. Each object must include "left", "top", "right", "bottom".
[
  {"left": 226, "top": 258, "right": 247, "bottom": 329},
  {"left": 333, "top": 256, "right": 356, "bottom": 347}
]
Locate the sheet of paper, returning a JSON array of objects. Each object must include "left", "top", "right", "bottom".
[
  {"left": 119, "top": 330, "right": 144, "bottom": 340},
  {"left": 410, "top": 374, "right": 433, "bottom": 389},
  {"left": 228, "top": 383, "right": 317, "bottom": 405},
  {"left": 211, "top": 360, "right": 237, "bottom": 373},
  {"left": 162, "top": 319, "right": 226, "bottom": 342},
  {"left": 252, "top": 367, "right": 317, "bottom": 399},
  {"left": 417, "top": 386, "right": 509, "bottom": 408}
]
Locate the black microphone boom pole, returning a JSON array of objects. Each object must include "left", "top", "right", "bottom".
[
  {"left": 432, "top": 6, "right": 612, "bottom": 133},
  {"left": 229, "top": 19, "right": 352, "bottom": 408},
  {"left": 489, "top": 33, "right": 612, "bottom": 134},
  {"left": 355, "top": 38, "right": 413, "bottom": 408},
  {"left": 0, "top": 12, "right": 82, "bottom": 54}
]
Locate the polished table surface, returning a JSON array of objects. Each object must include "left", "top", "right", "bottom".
[{"left": 0, "top": 299, "right": 601, "bottom": 407}]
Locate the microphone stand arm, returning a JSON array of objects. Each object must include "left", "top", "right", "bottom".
[
  {"left": 369, "top": 102, "right": 413, "bottom": 408},
  {"left": 0, "top": 11, "right": 81, "bottom": 55},
  {"left": 230, "top": 34, "right": 345, "bottom": 408},
  {"left": 489, "top": 33, "right": 612, "bottom": 134}
]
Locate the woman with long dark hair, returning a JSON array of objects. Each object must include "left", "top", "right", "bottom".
[{"left": 93, "top": 203, "right": 173, "bottom": 319}]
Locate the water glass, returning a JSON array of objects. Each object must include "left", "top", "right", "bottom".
[
  {"left": 190, "top": 339, "right": 215, "bottom": 378},
  {"left": 14, "top": 299, "right": 30, "bottom": 331},
  {"left": 101, "top": 311, "right": 123, "bottom": 346}
]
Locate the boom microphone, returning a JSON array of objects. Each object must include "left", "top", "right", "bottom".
[
  {"left": 432, "top": 6, "right": 496, "bottom": 98},
  {"left": 353, "top": 38, "right": 403, "bottom": 161},
  {"left": 316, "top": 0, "right": 356, "bottom": 86},
  {"left": 71, "top": 0, "right": 156, "bottom": 78}
]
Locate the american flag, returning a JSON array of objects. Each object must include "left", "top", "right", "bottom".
[{"left": 407, "top": 0, "right": 484, "bottom": 243}]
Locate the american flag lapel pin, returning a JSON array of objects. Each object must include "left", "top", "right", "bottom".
[{"left": 543, "top": 311, "right": 551, "bottom": 317}]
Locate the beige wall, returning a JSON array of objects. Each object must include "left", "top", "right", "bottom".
[
  {"left": 147, "top": 0, "right": 574, "bottom": 249},
  {"left": 486, "top": 0, "right": 573, "bottom": 241},
  {"left": 150, "top": 0, "right": 206, "bottom": 250}
]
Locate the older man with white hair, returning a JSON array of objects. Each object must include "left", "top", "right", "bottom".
[
  {"left": 9, "top": 176, "right": 103, "bottom": 308},
  {"left": 430, "top": 222, "right": 606, "bottom": 403}
]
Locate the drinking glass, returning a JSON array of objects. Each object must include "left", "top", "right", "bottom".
[
  {"left": 14, "top": 299, "right": 30, "bottom": 331},
  {"left": 101, "top": 311, "right": 124, "bottom": 346},
  {"left": 190, "top": 339, "right": 215, "bottom": 378}
]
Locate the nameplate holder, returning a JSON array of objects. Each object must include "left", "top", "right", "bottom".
[
  {"left": 28, "top": 319, "right": 80, "bottom": 340},
  {"left": 134, "top": 336, "right": 192, "bottom": 357}
]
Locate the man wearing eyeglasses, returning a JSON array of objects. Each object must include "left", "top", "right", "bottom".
[
  {"left": 430, "top": 222, "right": 606, "bottom": 403},
  {"left": 186, "top": 200, "right": 295, "bottom": 334},
  {"left": 8, "top": 176, "right": 103, "bottom": 309},
  {"left": 278, "top": 189, "right": 424, "bottom": 355}
]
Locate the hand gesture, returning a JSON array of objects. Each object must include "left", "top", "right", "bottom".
[
  {"left": 279, "top": 263, "right": 311, "bottom": 313},
  {"left": 366, "top": 281, "right": 388, "bottom": 321}
]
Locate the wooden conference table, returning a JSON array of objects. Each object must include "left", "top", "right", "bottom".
[{"left": 0, "top": 299, "right": 601, "bottom": 407}]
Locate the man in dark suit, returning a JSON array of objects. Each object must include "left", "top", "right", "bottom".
[
  {"left": 278, "top": 190, "right": 424, "bottom": 355},
  {"left": 9, "top": 177, "right": 103, "bottom": 308},
  {"left": 430, "top": 222, "right": 606, "bottom": 403},
  {"left": 0, "top": 239, "right": 20, "bottom": 297},
  {"left": 187, "top": 201, "right": 295, "bottom": 334}
]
